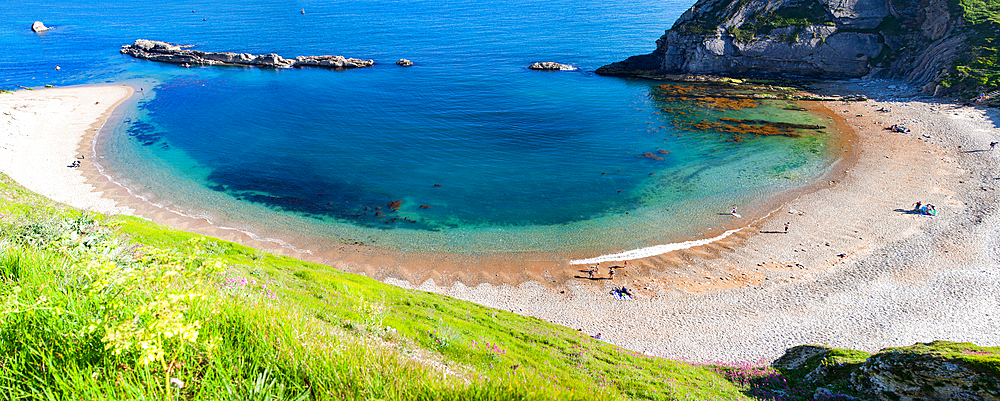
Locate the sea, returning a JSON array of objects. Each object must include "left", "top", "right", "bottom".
[{"left": 1, "top": 0, "right": 841, "bottom": 256}]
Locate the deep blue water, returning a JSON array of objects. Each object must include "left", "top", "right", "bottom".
[{"left": 2, "top": 0, "right": 839, "bottom": 254}]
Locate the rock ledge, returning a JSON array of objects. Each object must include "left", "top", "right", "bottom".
[{"left": 120, "top": 39, "right": 374, "bottom": 70}]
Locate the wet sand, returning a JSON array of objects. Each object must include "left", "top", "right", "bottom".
[{"left": 4, "top": 82, "right": 998, "bottom": 362}]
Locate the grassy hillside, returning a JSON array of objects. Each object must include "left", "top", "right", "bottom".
[
  {"left": 2, "top": 173, "right": 997, "bottom": 400},
  {"left": 0, "top": 174, "right": 760, "bottom": 400}
]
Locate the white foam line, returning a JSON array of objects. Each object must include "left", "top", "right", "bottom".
[
  {"left": 569, "top": 227, "right": 744, "bottom": 265},
  {"left": 91, "top": 110, "right": 315, "bottom": 256}
]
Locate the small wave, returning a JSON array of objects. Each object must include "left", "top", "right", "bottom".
[{"left": 568, "top": 227, "right": 743, "bottom": 265}]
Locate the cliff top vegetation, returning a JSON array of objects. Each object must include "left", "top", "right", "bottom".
[{"left": 943, "top": 0, "right": 1000, "bottom": 93}]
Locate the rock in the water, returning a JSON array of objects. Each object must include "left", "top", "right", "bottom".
[
  {"left": 396, "top": 59, "right": 413, "bottom": 67},
  {"left": 527, "top": 62, "right": 574, "bottom": 71},
  {"left": 31, "top": 21, "right": 50, "bottom": 32},
  {"left": 295, "top": 55, "right": 374, "bottom": 69},
  {"left": 119, "top": 39, "right": 373, "bottom": 70}
]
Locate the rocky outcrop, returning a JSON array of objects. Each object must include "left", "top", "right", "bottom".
[
  {"left": 396, "top": 59, "right": 413, "bottom": 67},
  {"left": 772, "top": 342, "right": 1000, "bottom": 401},
  {"left": 292, "top": 55, "right": 374, "bottom": 69},
  {"left": 527, "top": 62, "right": 575, "bottom": 71},
  {"left": 31, "top": 21, "right": 50, "bottom": 33},
  {"left": 119, "top": 39, "right": 374, "bottom": 70},
  {"left": 851, "top": 348, "right": 1000, "bottom": 401},
  {"left": 597, "top": 0, "right": 971, "bottom": 91}
]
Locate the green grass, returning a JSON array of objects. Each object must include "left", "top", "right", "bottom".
[
  {"left": 941, "top": 0, "right": 1000, "bottom": 94},
  {"left": 722, "top": 0, "right": 830, "bottom": 42},
  {"left": 0, "top": 173, "right": 759, "bottom": 400},
  {"left": 3, "top": 172, "right": 996, "bottom": 399},
  {"left": 881, "top": 341, "right": 1000, "bottom": 378}
]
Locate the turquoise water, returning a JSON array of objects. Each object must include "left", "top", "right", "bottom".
[{"left": 3, "top": 0, "right": 838, "bottom": 254}]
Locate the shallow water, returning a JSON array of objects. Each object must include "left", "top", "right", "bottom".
[{"left": 4, "top": 0, "right": 839, "bottom": 254}]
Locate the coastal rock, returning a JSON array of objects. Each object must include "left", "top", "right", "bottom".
[
  {"left": 527, "top": 62, "right": 575, "bottom": 71},
  {"left": 31, "top": 21, "right": 50, "bottom": 32},
  {"left": 119, "top": 39, "right": 373, "bottom": 70},
  {"left": 850, "top": 345, "right": 1000, "bottom": 401},
  {"left": 396, "top": 58, "right": 413, "bottom": 67},
  {"left": 596, "top": 0, "right": 968, "bottom": 90},
  {"left": 295, "top": 55, "right": 374, "bottom": 69},
  {"left": 772, "top": 342, "right": 1000, "bottom": 401},
  {"left": 773, "top": 345, "right": 831, "bottom": 371}
]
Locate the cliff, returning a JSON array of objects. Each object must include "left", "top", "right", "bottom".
[
  {"left": 120, "top": 39, "right": 374, "bottom": 70},
  {"left": 597, "top": 0, "right": 997, "bottom": 94}
]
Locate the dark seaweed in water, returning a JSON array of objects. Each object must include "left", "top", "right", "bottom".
[
  {"left": 123, "top": 118, "right": 166, "bottom": 147},
  {"left": 649, "top": 83, "right": 826, "bottom": 141},
  {"left": 205, "top": 167, "right": 440, "bottom": 230}
]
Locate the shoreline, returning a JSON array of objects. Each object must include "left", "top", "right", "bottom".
[
  {"left": 51, "top": 82, "right": 850, "bottom": 290},
  {"left": 0, "top": 85, "right": 136, "bottom": 216},
  {"left": 392, "top": 82, "right": 1000, "bottom": 361},
  {"left": 3, "top": 82, "right": 998, "bottom": 362}
]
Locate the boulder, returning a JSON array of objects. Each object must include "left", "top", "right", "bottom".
[
  {"left": 527, "top": 62, "right": 575, "bottom": 71},
  {"left": 396, "top": 59, "right": 413, "bottom": 67},
  {"left": 251, "top": 53, "right": 293, "bottom": 67},
  {"left": 31, "top": 21, "right": 50, "bottom": 32}
]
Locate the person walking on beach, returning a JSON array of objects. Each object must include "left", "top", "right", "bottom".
[
  {"left": 784, "top": 222, "right": 789, "bottom": 234},
  {"left": 914, "top": 201, "right": 922, "bottom": 211},
  {"left": 991, "top": 141, "right": 997, "bottom": 151},
  {"left": 588, "top": 265, "right": 595, "bottom": 279},
  {"left": 608, "top": 267, "right": 615, "bottom": 280}
]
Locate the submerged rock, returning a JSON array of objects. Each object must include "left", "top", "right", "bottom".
[
  {"left": 120, "top": 39, "right": 373, "bottom": 70},
  {"left": 396, "top": 58, "right": 413, "bottom": 67},
  {"left": 31, "top": 21, "right": 50, "bottom": 32},
  {"left": 527, "top": 62, "right": 575, "bottom": 71}
]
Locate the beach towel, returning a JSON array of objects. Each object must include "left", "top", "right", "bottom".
[{"left": 612, "top": 291, "right": 633, "bottom": 301}]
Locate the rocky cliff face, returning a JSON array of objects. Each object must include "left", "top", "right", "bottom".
[
  {"left": 597, "top": 0, "right": 970, "bottom": 92},
  {"left": 120, "top": 39, "right": 374, "bottom": 70}
]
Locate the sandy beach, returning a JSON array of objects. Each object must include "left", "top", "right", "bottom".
[
  {"left": 3, "top": 82, "right": 998, "bottom": 362},
  {"left": 0, "top": 86, "right": 135, "bottom": 216}
]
